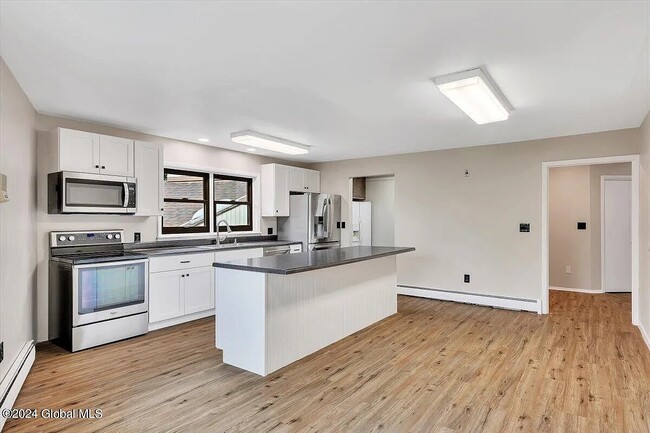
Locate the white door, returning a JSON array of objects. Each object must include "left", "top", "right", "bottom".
[
  {"left": 184, "top": 267, "right": 214, "bottom": 314},
  {"left": 149, "top": 271, "right": 185, "bottom": 323},
  {"left": 58, "top": 129, "right": 100, "bottom": 173},
  {"left": 99, "top": 135, "right": 134, "bottom": 177},
  {"left": 134, "top": 141, "right": 164, "bottom": 216},
  {"left": 602, "top": 177, "right": 631, "bottom": 293}
]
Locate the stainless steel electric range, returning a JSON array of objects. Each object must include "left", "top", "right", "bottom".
[{"left": 49, "top": 229, "right": 149, "bottom": 352}]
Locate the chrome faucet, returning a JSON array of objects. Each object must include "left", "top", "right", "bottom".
[{"left": 216, "top": 219, "right": 232, "bottom": 246}]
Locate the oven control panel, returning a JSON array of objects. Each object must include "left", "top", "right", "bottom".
[{"left": 50, "top": 230, "right": 125, "bottom": 247}]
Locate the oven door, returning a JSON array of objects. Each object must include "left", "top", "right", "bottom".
[
  {"left": 60, "top": 172, "right": 136, "bottom": 214},
  {"left": 72, "top": 259, "right": 149, "bottom": 326}
]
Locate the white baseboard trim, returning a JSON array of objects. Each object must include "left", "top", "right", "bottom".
[
  {"left": 1, "top": 341, "right": 35, "bottom": 431},
  {"left": 397, "top": 285, "right": 541, "bottom": 313},
  {"left": 550, "top": 286, "right": 603, "bottom": 294},
  {"left": 639, "top": 322, "right": 650, "bottom": 353},
  {"left": 148, "top": 309, "right": 214, "bottom": 331}
]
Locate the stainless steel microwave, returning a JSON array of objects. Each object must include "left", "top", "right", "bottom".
[{"left": 48, "top": 171, "right": 137, "bottom": 214}]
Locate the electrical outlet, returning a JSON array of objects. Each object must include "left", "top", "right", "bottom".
[
  {"left": 565, "top": 266, "right": 572, "bottom": 274},
  {"left": 464, "top": 274, "right": 470, "bottom": 283},
  {"left": 0, "top": 341, "right": 3, "bottom": 364},
  {"left": 267, "top": 227, "right": 273, "bottom": 235}
]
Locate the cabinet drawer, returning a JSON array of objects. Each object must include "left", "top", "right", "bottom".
[{"left": 149, "top": 252, "right": 214, "bottom": 273}]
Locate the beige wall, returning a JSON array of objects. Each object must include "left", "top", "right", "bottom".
[
  {"left": 34, "top": 114, "right": 307, "bottom": 342},
  {"left": 365, "top": 176, "right": 395, "bottom": 246},
  {"left": 549, "top": 166, "right": 591, "bottom": 290},
  {"left": 315, "top": 128, "right": 640, "bottom": 303},
  {"left": 0, "top": 58, "right": 37, "bottom": 385},
  {"left": 549, "top": 163, "right": 631, "bottom": 291},
  {"left": 640, "top": 111, "right": 650, "bottom": 340}
]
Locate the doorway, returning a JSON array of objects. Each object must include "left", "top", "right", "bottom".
[
  {"left": 349, "top": 175, "right": 395, "bottom": 247},
  {"left": 541, "top": 155, "right": 640, "bottom": 325}
]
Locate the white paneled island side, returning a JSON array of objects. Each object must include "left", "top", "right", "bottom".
[{"left": 213, "top": 246, "right": 415, "bottom": 376}]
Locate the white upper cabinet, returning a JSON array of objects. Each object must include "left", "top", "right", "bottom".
[
  {"left": 261, "top": 163, "right": 290, "bottom": 217},
  {"left": 49, "top": 128, "right": 100, "bottom": 174},
  {"left": 134, "top": 141, "right": 164, "bottom": 216},
  {"left": 49, "top": 128, "right": 134, "bottom": 177},
  {"left": 262, "top": 164, "right": 320, "bottom": 217},
  {"left": 289, "top": 167, "right": 320, "bottom": 193},
  {"left": 98, "top": 135, "right": 134, "bottom": 176}
]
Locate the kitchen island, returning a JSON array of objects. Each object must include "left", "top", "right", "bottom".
[{"left": 213, "top": 246, "right": 415, "bottom": 376}]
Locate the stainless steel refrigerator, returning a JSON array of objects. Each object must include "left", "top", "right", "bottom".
[{"left": 277, "top": 193, "right": 341, "bottom": 251}]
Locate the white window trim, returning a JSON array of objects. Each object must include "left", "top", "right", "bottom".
[{"left": 158, "top": 163, "right": 262, "bottom": 239}]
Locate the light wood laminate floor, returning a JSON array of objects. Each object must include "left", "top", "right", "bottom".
[{"left": 5, "top": 291, "right": 650, "bottom": 432}]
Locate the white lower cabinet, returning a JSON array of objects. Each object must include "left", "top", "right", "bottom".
[
  {"left": 184, "top": 267, "right": 215, "bottom": 314},
  {"left": 149, "top": 270, "right": 185, "bottom": 323},
  {"left": 148, "top": 248, "right": 263, "bottom": 330}
]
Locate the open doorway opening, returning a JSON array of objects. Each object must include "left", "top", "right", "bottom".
[
  {"left": 542, "top": 155, "right": 640, "bottom": 324},
  {"left": 350, "top": 175, "right": 395, "bottom": 246},
  {"left": 549, "top": 163, "right": 631, "bottom": 294}
]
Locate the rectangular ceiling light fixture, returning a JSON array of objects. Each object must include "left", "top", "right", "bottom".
[
  {"left": 230, "top": 130, "right": 309, "bottom": 155},
  {"left": 434, "top": 68, "right": 512, "bottom": 125}
]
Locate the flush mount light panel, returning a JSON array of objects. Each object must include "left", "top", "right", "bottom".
[
  {"left": 231, "top": 130, "right": 309, "bottom": 155},
  {"left": 434, "top": 68, "right": 512, "bottom": 125}
]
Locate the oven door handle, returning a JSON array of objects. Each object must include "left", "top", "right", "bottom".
[{"left": 123, "top": 182, "right": 129, "bottom": 208}]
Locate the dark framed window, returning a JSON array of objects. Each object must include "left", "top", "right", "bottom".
[
  {"left": 162, "top": 169, "right": 210, "bottom": 234},
  {"left": 213, "top": 174, "right": 253, "bottom": 232}
]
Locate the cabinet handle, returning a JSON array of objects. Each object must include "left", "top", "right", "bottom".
[
  {"left": 180, "top": 260, "right": 190, "bottom": 264},
  {"left": 101, "top": 165, "right": 106, "bottom": 169},
  {"left": 95, "top": 165, "right": 99, "bottom": 168}
]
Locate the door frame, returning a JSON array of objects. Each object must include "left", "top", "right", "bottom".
[
  {"left": 541, "top": 155, "right": 640, "bottom": 325},
  {"left": 601, "top": 175, "right": 632, "bottom": 294}
]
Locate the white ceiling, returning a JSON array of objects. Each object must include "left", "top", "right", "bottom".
[{"left": 1, "top": 1, "right": 649, "bottom": 162}]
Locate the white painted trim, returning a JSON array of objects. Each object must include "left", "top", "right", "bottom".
[
  {"left": 601, "top": 175, "right": 632, "bottom": 294},
  {"left": 639, "top": 321, "right": 650, "bottom": 353},
  {"left": 148, "top": 309, "right": 214, "bottom": 331},
  {"left": 550, "top": 286, "right": 603, "bottom": 294},
  {"left": 541, "top": 155, "right": 640, "bottom": 326},
  {"left": 0, "top": 341, "right": 35, "bottom": 431},
  {"left": 397, "top": 285, "right": 541, "bottom": 313}
]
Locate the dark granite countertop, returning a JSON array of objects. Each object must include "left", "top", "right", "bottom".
[
  {"left": 125, "top": 237, "right": 301, "bottom": 257},
  {"left": 212, "top": 246, "right": 415, "bottom": 275}
]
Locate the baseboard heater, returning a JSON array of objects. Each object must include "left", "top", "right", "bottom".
[
  {"left": 0, "top": 341, "right": 35, "bottom": 431},
  {"left": 397, "top": 285, "right": 541, "bottom": 313}
]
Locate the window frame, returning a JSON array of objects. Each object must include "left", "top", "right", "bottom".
[
  {"left": 213, "top": 174, "right": 253, "bottom": 232},
  {"left": 161, "top": 168, "right": 211, "bottom": 235}
]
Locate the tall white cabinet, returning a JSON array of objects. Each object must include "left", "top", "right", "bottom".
[
  {"left": 261, "top": 164, "right": 320, "bottom": 217},
  {"left": 134, "top": 141, "right": 164, "bottom": 216}
]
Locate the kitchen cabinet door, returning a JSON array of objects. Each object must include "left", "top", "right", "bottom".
[
  {"left": 184, "top": 267, "right": 214, "bottom": 314},
  {"left": 99, "top": 135, "right": 134, "bottom": 177},
  {"left": 261, "top": 164, "right": 290, "bottom": 217},
  {"left": 289, "top": 167, "right": 305, "bottom": 192},
  {"left": 56, "top": 128, "right": 101, "bottom": 174},
  {"left": 134, "top": 141, "right": 164, "bottom": 216},
  {"left": 149, "top": 271, "right": 185, "bottom": 323},
  {"left": 303, "top": 169, "right": 321, "bottom": 192}
]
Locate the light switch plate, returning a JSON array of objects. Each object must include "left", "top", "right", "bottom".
[{"left": 565, "top": 266, "right": 572, "bottom": 274}]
